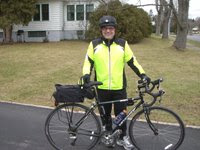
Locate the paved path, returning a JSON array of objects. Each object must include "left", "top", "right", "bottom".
[
  {"left": 0, "top": 102, "right": 200, "bottom": 150},
  {"left": 187, "top": 34, "right": 200, "bottom": 42}
]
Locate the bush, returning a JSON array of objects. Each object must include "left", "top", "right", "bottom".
[{"left": 85, "top": 0, "right": 152, "bottom": 43}]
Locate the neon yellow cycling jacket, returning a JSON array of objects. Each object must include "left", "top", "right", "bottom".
[{"left": 83, "top": 38, "right": 145, "bottom": 90}]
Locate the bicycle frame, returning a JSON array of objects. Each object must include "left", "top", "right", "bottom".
[
  {"left": 67, "top": 79, "right": 165, "bottom": 136},
  {"left": 72, "top": 92, "right": 145, "bottom": 134},
  {"left": 98, "top": 98, "right": 142, "bottom": 128}
]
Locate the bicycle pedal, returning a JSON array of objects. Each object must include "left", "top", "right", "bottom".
[
  {"left": 69, "top": 136, "right": 77, "bottom": 139},
  {"left": 107, "top": 144, "right": 115, "bottom": 148}
]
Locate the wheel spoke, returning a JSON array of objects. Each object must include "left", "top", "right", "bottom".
[
  {"left": 129, "top": 107, "right": 184, "bottom": 150},
  {"left": 45, "top": 103, "right": 101, "bottom": 150}
]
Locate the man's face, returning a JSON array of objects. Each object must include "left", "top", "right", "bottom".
[{"left": 101, "top": 26, "right": 115, "bottom": 40}]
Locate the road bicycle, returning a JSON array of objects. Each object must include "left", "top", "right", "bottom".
[{"left": 45, "top": 78, "right": 185, "bottom": 150}]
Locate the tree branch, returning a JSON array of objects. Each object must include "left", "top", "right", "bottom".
[
  {"left": 97, "top": 0, "right": 107, "bottom": 5},
  {"left": 135, "top": 3, "right": 169, "bottom": 7},
  {"left": 169, "top": 0, "right": 183, "bottom": 30}
]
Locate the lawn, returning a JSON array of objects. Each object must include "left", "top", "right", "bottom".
[{"left": 0, "top": 36, "right": 200, "bottom": 126}]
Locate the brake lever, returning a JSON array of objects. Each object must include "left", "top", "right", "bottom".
[
  {"left": 159, "top": 95, "right": 162, "bottom": 103},
  {"left": 157, "top": 80, "right": 160, "bottom": 90},
  {"left": 159, "top": 90, "right": 165, "bottom": 103}
]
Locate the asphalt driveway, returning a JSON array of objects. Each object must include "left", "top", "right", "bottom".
[
  {"left": 0, "top": 101, "right": 200, "bottom": 150},
  {"left": 187, "top": 34, "right": 200, "bottom": 42}
]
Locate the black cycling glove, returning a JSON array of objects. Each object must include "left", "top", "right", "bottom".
[
  {"left": 82, "top": 74, "right": 90, "bottom": 84},
  {"left": 141, "top": 74, "right": 151, "bottom": 84}
]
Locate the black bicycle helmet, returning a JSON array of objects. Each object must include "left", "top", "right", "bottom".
[{"left": 99, "top": 15, "right": 117, "bottom": 28}]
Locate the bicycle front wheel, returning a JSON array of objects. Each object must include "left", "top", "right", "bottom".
[
  {"left": 45, "top": 103, "right": 101, "bottom": 150},
  {"left": 129, "top": 106, "right": 185, "bottom": 150}
]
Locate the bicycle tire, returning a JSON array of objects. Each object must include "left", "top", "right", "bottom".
[
  {"left": 129, "top": 106, "right": 185, "bottom": 150},
  {"left": 45, "top": 103, "right": 101, "bottom": 150}
]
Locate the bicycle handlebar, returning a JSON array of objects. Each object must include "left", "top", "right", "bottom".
[
  {"left": 83, "top": 81, "right": 103, "bottom": 88},
  {"left": 83, "top": 78, "right": 165, "bottom": 107},
  {"left": 137, "top": 78, "right": 165, "bottom": 107}
]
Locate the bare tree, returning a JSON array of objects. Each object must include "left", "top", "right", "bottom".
[
  {"left": 188, "top": 19, "right": 196, "bottom": 35},
  {"left": 155, "top": 0, "right": 164, "bottom": 36},
  {"left": 170, "top": 0, "right": 190, "bottom": 50},
  {"left": 93, "top": 0, "right": 190, "bottom": 49},
  {"left": 196, "top": 17, "right": 200, "bottom": 30},
  {"left": 162, "top": 0, "right": 172, "bottom": 39}
]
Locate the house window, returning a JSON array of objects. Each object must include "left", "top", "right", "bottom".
[
  {"left": 76, "top": 5, "right": 84, "bottom": 21},
  {"left": 33, "top": 4, "right": 40, "bottom": 21},
  {"left": 67, "top": 5, "right": 75, "bottom": 21},
  {"left": 33, "top": 4, "right": 49, "bottom": 21},
  {"left": 77, "top": 30, "right": 84, "bottom": 36},
  {"left": 77, "top": 30, "right": 84, "bottom": 39},
  {"left": 28, "top": 31, "right": 46, "bottom": 37},
  {"left": 86, "top": 4, "right": 94, "bottom": 20},
  {"left": 42, "top": 4, "right": 49, "bottom": 21}
]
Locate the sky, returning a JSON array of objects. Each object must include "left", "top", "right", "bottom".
[{"left": 126, "top": 0, "right": 200, "bottom": 19}]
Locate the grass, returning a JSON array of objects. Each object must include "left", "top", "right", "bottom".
[
  {"left": 188, "top": 39, "right": 200, "bottom": 48},
  {"left": 0, "top": 36, "right": 200, "bottom": 126}
]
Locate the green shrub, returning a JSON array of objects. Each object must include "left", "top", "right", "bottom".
[{"left": 85, "top": 0, "right": 152, "bottom": 43}]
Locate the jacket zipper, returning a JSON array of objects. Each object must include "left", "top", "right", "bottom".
[{"left": 108, "top": 41, "right": 111, "bottom": 90}]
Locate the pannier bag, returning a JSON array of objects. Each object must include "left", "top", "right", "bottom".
[
  {"left": 82, "top": 87, "right": 95, "bottom": 99},
  {"left": 53, "top": 84, "right": 96, "bottom": 103},
  {"left": 53, "top": 84, "right": 84, "bottom": 103}
]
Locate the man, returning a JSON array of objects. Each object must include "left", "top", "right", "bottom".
[{"left": 82, "top": 15, "right": 150, "bottom": 150}]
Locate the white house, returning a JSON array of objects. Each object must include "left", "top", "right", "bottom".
[{"left": 0, "top": 0, "right": 99, "bottom": 42}]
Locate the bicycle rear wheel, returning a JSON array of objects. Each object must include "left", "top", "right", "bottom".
[
  {"left": 129, "top": 106, "right": 185, "bottom": 150},
  {"left": 45, "top": 103, "right": 101, "bottom": 150}
]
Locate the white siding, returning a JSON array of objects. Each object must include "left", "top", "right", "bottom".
[
  {"left": 13, "top": 1, "right": 64, "bottom": 32},
  {"left": 64, "top": 1, "right": 99, "bottom": 31},
  {"left": 0, "top": 0, "right": 100, "bottom": 42}
]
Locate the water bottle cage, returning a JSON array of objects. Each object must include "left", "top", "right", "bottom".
[{"left": 113, "top": 112, "right": 126, "bottom": 125}]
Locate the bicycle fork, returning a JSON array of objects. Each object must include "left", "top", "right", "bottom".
[{"left": 144, "top": 107, "right": 159, "bottom": 135}]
